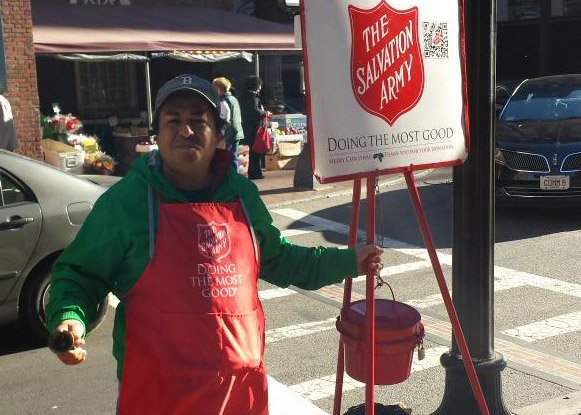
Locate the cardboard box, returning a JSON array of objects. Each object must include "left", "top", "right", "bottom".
[
  {"left": 270, "top": 114, "right": 307, "bottom": 130},
  {"left": 278, "top": 141, "right": 302, "bottom": 157},
  {"left": 42, "top": 139, "right": 85, "bottom": 174},
  {"left": 266, "top": 154, "right": 298, "bottom": 171}
]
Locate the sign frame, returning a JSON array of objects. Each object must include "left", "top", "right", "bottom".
[{"left": 300, "top": 0, "right": 470, "bottom": 184}]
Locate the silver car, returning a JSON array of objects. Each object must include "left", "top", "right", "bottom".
[{"left": 0, "top": 150, "right": 110, "bottom": 341}]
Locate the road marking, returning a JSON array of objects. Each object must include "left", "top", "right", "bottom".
[
  {"left": 109, "top": 287, "right": 297, "bottom": 308},
  {"left": 501, "top": 311, "right": 581, "bottom": 342},
  {"left": 273, "top": 208, "right": 581, "bottom": 387},
  {"left": 351, "top": 260, "right": 433, "bottom": 283},
  {"left": 281, "top": 226, "right": 324, "bottom": 238},
  {"left": 422, "top": 314, "right": 581, "bottom": 387},
  {"left": 289, "top": 346, "right": 449, "bottom": 401},
  {"left": 259, "top": 287, "right": 297, "bottom": 300},
  {"left": 272, "top": 208, "right": 581, "bottom": 299},
  {"left": 266, "top": 318, "right": 336, "bottom": 344},
  {"left": 268, "top": 376, "right": 328, "bottom": 415},
  {"left": 405, "top": 293, "right": 447, "bottom": 309}
]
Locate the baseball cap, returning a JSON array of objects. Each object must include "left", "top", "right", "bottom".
[{"left": 153, "top": 74, "right": 221, "bottom": 123}]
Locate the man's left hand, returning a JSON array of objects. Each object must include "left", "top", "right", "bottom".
[{"left": 355, "top": 244, "right": 384, "bottom": 275}]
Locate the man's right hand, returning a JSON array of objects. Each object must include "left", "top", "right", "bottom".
[{"left": 51, "top": 319, "right": 87, "bottom": 365}]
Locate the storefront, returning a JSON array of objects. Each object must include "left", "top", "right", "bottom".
[
  {"left": 497, "top": 0, "right": 581, "bottom": 82},
  {"left": 32, "top": 1, "right": 301, "bottom": 174}
]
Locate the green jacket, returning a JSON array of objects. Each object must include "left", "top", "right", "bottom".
[{"left": 46, "top": 150, "right": 358, "bottom": 380}]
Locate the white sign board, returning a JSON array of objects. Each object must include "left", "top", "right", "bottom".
[{"left": 301, "top": 0, "right": 468, "bottom": 183}]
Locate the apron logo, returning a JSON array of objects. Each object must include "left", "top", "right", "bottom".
[
  {"left": 197, "top": 222, "right": 231, "bottom": 262},
  {"left": 349, "top": 1, "right": 425, "bottom": 125}
]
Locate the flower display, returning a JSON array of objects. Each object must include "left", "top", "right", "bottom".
[
  {"left": 67, "top": 134, "right": 99, "bottom": 153},
  {"left": 42, "top": 104, "right": 83, "bottom": 138},
  {"left": 84, "top": 151, "right": 116, "bottom": 175}
]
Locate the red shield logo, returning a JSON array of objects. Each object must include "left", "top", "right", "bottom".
[
  {"left": 349, "top": 1, "right": 424, "bottom": 125},
  {"left": 197, "top": 222, "right": 231, "bottom": 262}
]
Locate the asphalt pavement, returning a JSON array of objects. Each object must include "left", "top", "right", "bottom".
[
  {"left": 1, "top": 166, "right": 579, "bottom": 415},
  {"left": 253, "top": 167, "right": 581, "bottom": 415}
]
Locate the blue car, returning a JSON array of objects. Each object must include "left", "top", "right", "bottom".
[{"left": 495, "top": 74, "right": 581, "bottom": 204}]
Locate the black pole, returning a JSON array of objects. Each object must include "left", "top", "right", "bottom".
[
  {"left": 431, "top": 1, "right": 512, "bottom": 414},
  {"left": 539, "top": 0, "right": 552, "bottom": 76}
]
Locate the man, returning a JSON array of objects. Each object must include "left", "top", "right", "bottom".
[
  {"left": 46, "top": 74, "right": 382, "bottom": 415},
  {"left": 213, "top": 76, "right": 244, "bottom": 158},
  {"left": 0, "top": 94, "right": 17, "bottom": 151}
]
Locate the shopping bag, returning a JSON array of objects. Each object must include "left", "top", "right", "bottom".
[{"left": 252, "top": 115, "right": 273, "bottom": 154}]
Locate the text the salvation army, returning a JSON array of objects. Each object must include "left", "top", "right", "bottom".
[{"left": 355, "top": 15, "right": 415, "bottom": 109}]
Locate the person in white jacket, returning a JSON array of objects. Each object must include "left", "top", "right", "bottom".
[{"left": 0, "top": 94, "right": 17, "bottom": 151}]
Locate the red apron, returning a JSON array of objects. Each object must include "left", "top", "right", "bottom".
[{"left": 119, "top": 194, "right": 267, "bottom": 415}]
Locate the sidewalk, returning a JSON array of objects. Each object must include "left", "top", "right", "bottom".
[
  {"left": 253, "top": 168, "right": 404, "bottom": 208},
  {"left": 254, "top": 168, "right": 581, "bottom": 415}
]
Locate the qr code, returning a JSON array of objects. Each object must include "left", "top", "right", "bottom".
[{"left": 422, "top": 22, "right": 449, "bottom": 58}]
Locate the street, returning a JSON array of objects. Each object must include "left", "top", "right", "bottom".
[{"left": 1, "top": 168, "right": 580, "bottom": 414}]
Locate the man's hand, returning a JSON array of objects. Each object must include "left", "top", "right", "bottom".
[
  {"left": 355, "top": 244, "right": 384, "bottom": 275},
  {"left": 51, "top": 320, "right": 87, "bottom": 365}
]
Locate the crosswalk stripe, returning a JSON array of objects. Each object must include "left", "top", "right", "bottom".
[
  {"left": 259, "top": 287, "right": 297, "bottom": 300},
  {"left": 280, "top": 226, "right": 324, "bottom": 238},
  {"left": 268, "top": 376, "right": 329, "bottom": 414},
  {"left": 272, "top": 208, "right": 581, "bottom": 299},
  {"left": 501, "top": 311, "right": 581, "bottom": 342},
  {"left": 266, "top": 318, "right": 337, "bottom": 344},
  {"left": 351, "top": 260, "right": 433, "bottom": 283},
  {"left": 289, "top": 346, "right": 449, "bottom": 401},
  {"left": 109, "top": 287, "right": 297, "bottom": 309}
]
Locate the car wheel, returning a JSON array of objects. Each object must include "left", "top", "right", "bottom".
[{"left": 20, "top": 262, "right": 109, "bottom": 342}]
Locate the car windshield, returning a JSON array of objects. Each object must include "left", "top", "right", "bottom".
[{"left": 500, "top": 81, "right": 581, "bottom": 122}]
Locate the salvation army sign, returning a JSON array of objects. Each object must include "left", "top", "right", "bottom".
[
  {"left": 301, "top": 0, "right": 468, "bottom": 183},
  {"left": 349, "top": 3, "right": 424, "bottom": 125}
]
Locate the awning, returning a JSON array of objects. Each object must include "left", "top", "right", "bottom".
[
  {"left": 32, "top": 3, "right": 298, "bottom": 53},
  {"left": 46, "top": 53, "right": 149, "bottom": 62},
  {"left": 41, "top": 51, "right": 254, "bottom": 63},
  {"left": 151, "top": 50, "right": 254, "bottom": 63}
]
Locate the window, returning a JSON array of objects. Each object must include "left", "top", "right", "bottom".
[
  {"left": 75, "top": 61, "right": 138, "bottom": 114},
  {"left": 563, "top": 0, "right": 581, "bottom": 16},
  {"left": 508, "top": 0, "right": 541, "bottom": 21},
  {"left": 500, "top": 81, "right": 581, "bottom": 122},
  {"left": 0, "top": 173, "right": 29, "bottom": 207}
]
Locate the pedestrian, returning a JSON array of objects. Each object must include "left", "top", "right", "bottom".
[
  {"left": 213, "top": 76, "right": 244, "bottom": 158},
  {"left": 0, "top": 94, "right": 18, "bottom": 151},
  {"left": 46, "top": 74, "right": 383, "bottom": 415},
  {"left": 241, "top": 75, "right": 268, "bottom": 180}
]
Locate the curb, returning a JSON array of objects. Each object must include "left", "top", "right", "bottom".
[
  {"left": 266, "top": 169, "right": 434, "bottom": 209},
  {"left": 515, "top": 391, "right": 581, "bottom": 415}
]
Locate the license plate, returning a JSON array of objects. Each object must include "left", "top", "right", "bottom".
[{"left": 540, "top": 175, "right": 570, "bottom": 190}]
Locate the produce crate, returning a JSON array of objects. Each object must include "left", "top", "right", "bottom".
[
  {"left": 42, "top": 139, "right": 85, "bottom": 174},
  {"left": 278, "top": 141, "right": 303, "bottom": 157},
  {"left": 266, "top": 154, "right": 298, "bottom": 171},
  {"left": 276, "top": 133, "right": 305, "bottom": 142}
]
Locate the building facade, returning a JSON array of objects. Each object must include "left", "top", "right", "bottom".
[
  {"left": 1, "top": 0, "right": 41, "bottom": 158},
  {"left": 3, "top": 0, "right": 580, "bottom": 160},
  {"left": 498, "top": 0, "right": 581, "bottom": 82}
]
